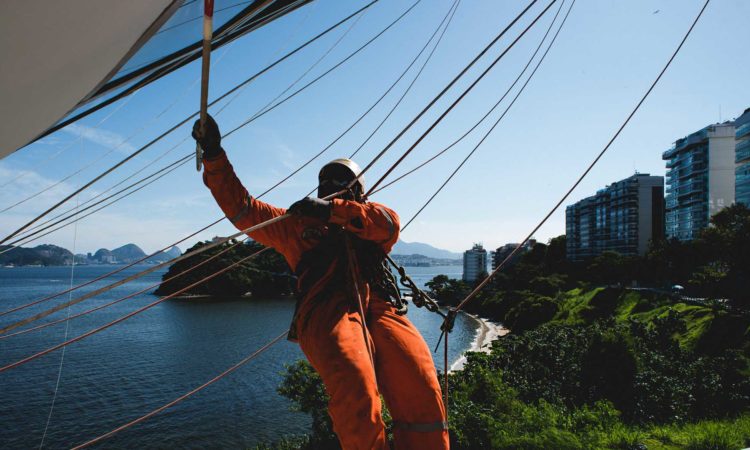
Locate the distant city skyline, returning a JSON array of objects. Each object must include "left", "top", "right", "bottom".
[{"left": 1, "top": 1, "right": 748, "bottom": 254}]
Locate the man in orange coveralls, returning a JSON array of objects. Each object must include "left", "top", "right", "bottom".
[{"left": 193, "top": 116, "right": 448, "bottom": 449}]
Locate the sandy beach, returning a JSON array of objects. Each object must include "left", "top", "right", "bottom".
[{"left": 450, "top": 312, "right": 509, "bottom": 371}]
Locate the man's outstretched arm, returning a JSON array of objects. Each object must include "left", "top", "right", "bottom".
[{"left": 194, "top": 115, "right": 288, "bottom": 249}]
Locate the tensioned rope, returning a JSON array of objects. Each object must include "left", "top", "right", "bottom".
[
  {"left": 4, "top": 1, "right": 356, "bottom": 248},
  {"left": 16, "top": 5, "right": 313, "bottom": 230},
  {"left": 369, "top": 0, "right": 567, "bottom": 198},
  {"left": 0, "top": 0, "right": 426, "bottom": 321},
  {"left": 452, "top": 0, "right": 711, "bottom": 315},
  {"left": 0, "top": 0, "right": 380, "bottom": 245},
  {"left": 347, "top": 0, "right": 460, "bottom": 161},
  {"left": 0, "top": 237, "right": 250, "bottom": 340},
  {"left": 0, "top": 0, "right": 533, "bottom": 334},
  {"left": 71, "top": 330, "right": 289, "bottom": 450},
  {"left": 38, "top": 148, "right": 83, "bottom": 450},
  {"left": 0, "top": 0, "right": 458, "bottom": 333},
  {"left": 267, "top": 0, "right": 460, "bottom": 199},
  {"left": 0, "top": 92, "right": 135, "bottom": 191},
  {"left": 0, "top": 0, "right": 544, "bottom": 367},
  {"left": 9, "top": 5, "right": 318, "bottom": 245},
  {"left": 0, "top": 245, "right": 273, "bottom": 373},
  {"left": 363, "top": 0, "right": 556, "bottom": 197},
  {"left": 348, "top": 0, "right": 541, "bottom": 187},
  {"left": 401, "top": 0, "right": 574, "bottom": 231}
]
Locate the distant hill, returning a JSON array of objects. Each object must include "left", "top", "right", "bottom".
[
  {"left": 391, "top": 240, "right": 461, "bottom": 259},
  {"left": 0, "top": 244, "right": 74, "bottom": 266},
  {"left": 111, "top": 243, "right": 147, "bottom": 262},
  {"left": 0, "top": 243, "right": 181, "bottom": 266}
]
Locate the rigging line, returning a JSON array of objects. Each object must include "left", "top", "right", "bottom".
[
  {"left": 371, "top": 0, "right": 564, "bottom": 197},
  {"left": 211, "top": 0, "right": 317, "bottom": 116},
  {"left": 260, "top": 0, "right": 459, "bottom": 199},
  {"left": 7, "top": 4, "right": 364, "bottom": 246},
  {"left": 221, "top": 0, "right": 422, "bottom": 139},
  {"left": 350, "top": 0, "right": 539, "bottom": 193},
  {"left": 71, "top": 330, "right": 289, "bottom": 449},
  {"left": 5, "top": 154, "right": 194, "bottom": 248},
  {"left": 0, "top": 0, "right": 380, "bottom": 245},
  {"left": 365, "top": 0, "right": 557, "bottom": 196},
  {"left": 0, "top": 213, "right": 289, "bottom": 336},
  {"left": 348, "top": 0, "right": 460, "bottom": 160},
  {"left": 401, "top": 0, "right": 572, "bottom": 231},
  {"left": 0, "top": 237, "right": 251, "bottom": 341},
  {"left": 39, "top": 0, "right": 307, "bottom": 136},
  {"left": 22, "top": 44, "right": 241, "bottom": 235},
  {"left": 0, "top": 92, "right": 136, "bottom": 190},
  {"left": 222, "top": 5, "right": 366, "bottom": 118},
  {"left": 0, "top": 247, "right": 271, "bottom": 374},
  {"left": 0, "top": 217, "right": 223, "bottom": 319},
  {"left": 454, "top": 0, "right": 711, "bottom": 314},
  {"left": 0, "top": 40, "right": 232, "bottom": 214},
  {"left": 38, "top": 152, "right": 83, "bottom": 450}
]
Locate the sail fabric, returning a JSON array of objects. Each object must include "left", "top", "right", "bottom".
[{"left": 0, "top": 0, "right": 310, "bottom": 159}]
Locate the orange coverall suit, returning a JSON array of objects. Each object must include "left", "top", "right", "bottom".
[{"left": 203, "top": 152, "right": 448, "bottom": 449}]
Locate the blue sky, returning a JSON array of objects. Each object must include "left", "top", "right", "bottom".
[{"left": 0, "top": 0, "right": 748, "bottom": 255}]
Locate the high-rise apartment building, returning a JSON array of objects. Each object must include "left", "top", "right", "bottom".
[
  {"left": 566, "top": 173, "right": 664, "bottom": 261},
  {"left": 662, "top": 122, "right": 736, "bottom": 240},
  {"left": 735, "top": 108, "right": 750, "bottom": 207},
  {"left": 463, "top": 243, "right": 488, "bottom": 282}
]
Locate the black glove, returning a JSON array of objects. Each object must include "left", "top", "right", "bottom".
[
  {"left": 192, "top": 114, "right": 223, "bottom": 159},
  {"left": 288, "top": 197, "right": 332, "bottom": 221}
]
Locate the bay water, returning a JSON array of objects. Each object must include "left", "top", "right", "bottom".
[{"left": 0, "top": 264, "right": 475, "bottom": 449}]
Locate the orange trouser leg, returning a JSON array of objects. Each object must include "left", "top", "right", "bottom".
[
  {"left": 369, "top": 297, "right": 449, "bottom": 450},
  {"left": 297, "top": 292, "right": 389, "bottom": 450}
]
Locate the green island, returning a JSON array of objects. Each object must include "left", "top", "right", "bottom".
[{"left": 155, "top": 239, "right": 294, "bottom": 298}]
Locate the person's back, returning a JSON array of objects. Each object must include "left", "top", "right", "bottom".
[{"left": 194, "top": 115, "right": 449, "bottom": 449}]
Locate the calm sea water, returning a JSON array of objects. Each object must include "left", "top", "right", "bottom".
[{"left": 0, "top": 264, "right": 474, "bottom": 449}]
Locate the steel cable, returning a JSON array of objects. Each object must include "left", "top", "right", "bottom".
[
  {"left": 453, "top": 0, "right": 711, "bottom": 313},
  {"left": 0, "top": 0, "right": 380, "bottom": 245},
  {"left": 401, "top": 0, "right": 573, "bottom": 231},
  {"left": 364, "top": 0, "right": 557, "bottom": 196}
]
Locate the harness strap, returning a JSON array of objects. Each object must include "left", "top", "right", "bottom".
[{"left": 392, "top": 420, "right": 448, "bottom": 432}]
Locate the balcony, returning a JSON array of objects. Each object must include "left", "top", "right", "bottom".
[
  {"left": 736, "top": 139, "right": 750, "bottom": 163},
  {"left": 737, "top": 122, "right": 750, "bottom": 140}
]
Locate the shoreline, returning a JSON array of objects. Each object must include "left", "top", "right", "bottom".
[{"left": 450, "top": 312, "right": 509, "bottom": 372}]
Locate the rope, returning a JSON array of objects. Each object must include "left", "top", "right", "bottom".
[
  {"left": 71, "top": 330, "right": 289, "bottom": 449},
  {"left": 0, "top": 217, "right": 222, "bottom": 318},
  {"left": 364, "top": 0, "right": 557, "bottom": 196},
  {"left": 348, "top": 0, "right": 461, "bottom": 160},
  {"left": 0, "top": 0, "right": 379, "bottom": 245},
  {"left": 0, "top": 247, "right": 271, "bottom": 373},
  {"left": 369, "top": 0, "right": 566, "bottom": 198},
  {"left": 0, "top": 238, "right": 250, "bottom": 341},
  {"left": 401, "top": 0, "right": 573, "bottom": 231},
  {"left": 38, "top": 153, "right": 82, "bottom": 449},
  {"left": 352, "top": 0, "right": 540, "bottom": 193},
  {"left": 220, "top": 0, "right": 423, "bottom": 139},
  {"left": 453, "top": 0, "right": 710, "bottom": 315},
  {"left": 0, "top": 92, "right": 135, "bottom": 191},
  {"left": 0, "top": 0, "right": 419, "bottom": 322},
  {"left": 261, "top": 0, "right": 459, "bottom": 199}
]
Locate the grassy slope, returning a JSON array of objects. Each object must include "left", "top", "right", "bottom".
[{"left": 552, "top": 287, "right": 718, "bottom": 349}]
